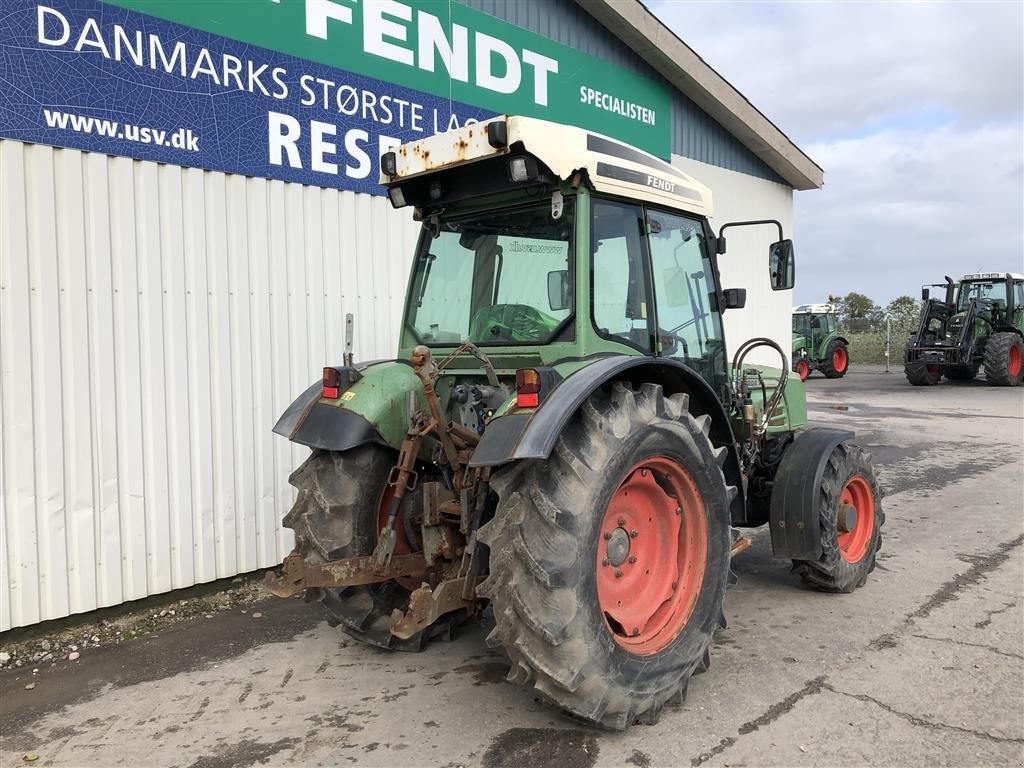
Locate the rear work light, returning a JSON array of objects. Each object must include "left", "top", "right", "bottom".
[
  {"left": 322, "top": 367, "right": 341, "bottom": 399},
  {"left": 516, "top": 368, "right": 541, "bottom": 408}
]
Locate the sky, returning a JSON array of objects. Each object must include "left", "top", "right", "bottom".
[{"left": 649, "top": 0, "right": 1024, "bottom": 307}]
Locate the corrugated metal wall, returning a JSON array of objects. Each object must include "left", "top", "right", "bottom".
[
  {"left": 0, "top": 139, "right": 420, "bottom": 631},
  {"left": 460, "top": 0, "right": 785, "bottom": 183}
]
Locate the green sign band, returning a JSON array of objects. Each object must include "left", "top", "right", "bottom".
[{"left": 103, "top": 0, "right": 671, "bottom": 157}]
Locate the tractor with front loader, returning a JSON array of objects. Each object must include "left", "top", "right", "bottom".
[
  {"left": 791, "top": 299, "right": 849, "bottom": 380},
  {"left": 905, "top": 273, "right": 1024, "bottom": 386},
  {"left": 266, "top": 116, "right": 884, "bottom": 729}
]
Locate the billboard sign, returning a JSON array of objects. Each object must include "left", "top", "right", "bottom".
[{"left": 0, "top": 0, "right": 672, "bottom": 195}]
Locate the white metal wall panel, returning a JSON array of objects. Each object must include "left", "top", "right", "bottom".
[
  {"left": 672, "top": 155, "right": 795, "bottom": 368},
  {"left": 0, "top": 140, "right": 420, "bottom": 630}
]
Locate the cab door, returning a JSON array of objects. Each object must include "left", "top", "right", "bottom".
[{"left": 645, "top": 208, "right": 728, "bottom": 394}]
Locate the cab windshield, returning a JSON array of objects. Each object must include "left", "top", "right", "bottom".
[
  {"left": 957, "top": 280, "right": 1006, "bottom": 311},
  {"left": 405, "top": 199, "right": 574, "bottom": 345}
]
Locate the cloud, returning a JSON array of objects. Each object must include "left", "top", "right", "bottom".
[
  {"left": 796, "top": 123, "right": 1024, "bottom": 304},
  {"left": 648, "top": 0, "right": 1023, "bottom": 140},
  {"left": 649, "top": 0, "right": 1024, "bottom": 305}
]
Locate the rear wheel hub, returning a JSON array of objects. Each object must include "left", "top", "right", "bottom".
[{"left": 605, "top": 527, "right": 631, "bottom": 567}]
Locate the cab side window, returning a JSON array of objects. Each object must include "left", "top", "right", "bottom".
[
  {"left": 646, "top": 210, "right": 723, "bottom": 362},
  {"left": 591, "top": 200, "right": 651, "bottom": 352}
]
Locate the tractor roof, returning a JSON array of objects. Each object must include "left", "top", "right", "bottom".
[
  {"left": 793, "top": 303, "right": 837, "bottom": 314},
  {"left": 381, "top": 115, "right": 712, "bottom": 217},
  {"left": 961, "top": 272, "right": 1024, "bottom": 282}
]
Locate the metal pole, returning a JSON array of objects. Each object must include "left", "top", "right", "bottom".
[{"left": 884, "top": 315, "right": 891, "bottom": 373}]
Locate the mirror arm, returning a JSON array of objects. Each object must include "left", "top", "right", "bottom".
[{"left": 717, "top": 219, "right": 785, "bottom": 242}]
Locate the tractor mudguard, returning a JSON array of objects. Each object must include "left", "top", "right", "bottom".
[
  {"left": 769, "top": 427, "right": 854, "bottom": 559},
  {"left": 469, "top": 355, "right": 746, "bottom": 521},
  {"left": 272, "top": 361, "right": 416, "bottom": 452}
]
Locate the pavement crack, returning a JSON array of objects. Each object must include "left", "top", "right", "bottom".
[
  {"left": 911, "top": 535, "right": 1024, "bottom": 620},
  {"left": 910, "top": 633, "right": 1024, "bottom": 661},
  {"left": 689, "top": 677, "right": 826, "bottom": 766},
  {"left": 824, "top": 683, "right": 1024, "bottom": 744},
  {"left": 869, "top": 534, "right": 1024, "bottom": 652},
  {"left": 975, "top": 599, "right": 1018, "bottom": 629}
]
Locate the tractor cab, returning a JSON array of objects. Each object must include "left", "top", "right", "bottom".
[{"left": 380, "top": 116, "right": 787, "bottom": 403}]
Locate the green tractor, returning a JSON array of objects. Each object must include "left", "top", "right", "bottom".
[
  {"left": 791, "top": 300, "right": 849, "bottom": 380},
  {"left": 905, "top": 273, "right": 1024, "bottom": 386},
  {"left": 266, "top": 116, "right": 884, "bottom": 729}
]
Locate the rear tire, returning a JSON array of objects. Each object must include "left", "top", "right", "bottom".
[
  {"left": 983, "top": 332, "right": 1024, "bottom": 386},
  {"left": 283, "top": 447, "right": 453, "bottom": 652},
  {"left": 821, "top": 341, "right": 849, "bottom": 378},
  {"left": 904, "top": 361, "right": 942, "bottom": 386},
  {"left": 479, "top": 383, "right": 734, "bottom": 729},
  {"left": 792, "top": 443, "right": 884, "bottom": 593}
]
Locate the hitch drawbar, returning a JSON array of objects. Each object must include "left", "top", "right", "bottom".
[{"left": 263, "top": 552, "right": 428, "bottom": 597}]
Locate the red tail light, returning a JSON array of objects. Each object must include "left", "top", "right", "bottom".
[
  {"left": 516, "top": 368, "right": 541, "bottom": 408},
  {"left": 322, "top": 367, "right": 341, "bottom": 399}
]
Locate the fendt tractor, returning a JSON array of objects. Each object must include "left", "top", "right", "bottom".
[
  {"left": 905, "top": 272, "right": 1024, "bottom": 387},
  {"left": 791, "top": 299, "right": 849, "bottom": 380},
  {"left": 266, "top": 116, "right": 884, "bottom": 729}
]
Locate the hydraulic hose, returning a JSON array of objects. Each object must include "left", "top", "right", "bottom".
[{"left": 730, "top": 337, "right": 790, "bottom": 433}]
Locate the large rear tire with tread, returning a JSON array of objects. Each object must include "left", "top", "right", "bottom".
[
  {"left": 283, "top": 447, "right": 452, "bottom": 652},
  {"left": 821, "top": 340, "right": 849, "bottom": 378},
  {"left": 792, "top": 443, "right": 884, "bottom": 593},
  {"left": 983, "top": 332, "right": 1024, "bottom": 386},
  {"left": 479, "top": 383, "right": 734, "bottom": 730}
]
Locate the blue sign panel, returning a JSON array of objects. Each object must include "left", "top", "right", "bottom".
[{"left": 0, "top": 1, "right": 495, "bottom": 195}]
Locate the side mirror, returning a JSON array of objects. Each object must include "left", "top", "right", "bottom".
[
  {"left": 547, "top": 269, "right": 570, "bottom": 311},
  {"left": 722, "top": 288, "right": 747, "bottom": 310},
  {"left": 768, "top": 239, "right": 795, "bottom": 291},
  {"left": 715, "top": 235, "right": 727, "bottom": 255},
  {"left": 921, "top": 287, "right": 930, "bottom": 301}
]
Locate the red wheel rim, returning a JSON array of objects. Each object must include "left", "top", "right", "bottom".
[
  {"left": 926, "top": 364, "right": 940, "bottom": 377},
  {"left": 832, "top": 346, "right": 848, "bottom": 372},
  {"left": 836, "top": 476, "right": 875, "bottom": 564},
  {"left": 595, "top": 457, "right": 708, "bottom": 656},
  {"left": 796, "top": 360, "right": 810, "bottom": 381},
  {"left": 1009, "top": 345, "right": 1022, "bottom": 377}
]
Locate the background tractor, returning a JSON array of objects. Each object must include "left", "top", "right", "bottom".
[
  {"left": 266, "top": 117, "right": 884, "bottom": 729},
  {"left": 905, "top": 273, "right": 1024, "bottom": 386},
  {"left": 791, "top": 300, "right": 849, "bottom": 380}
]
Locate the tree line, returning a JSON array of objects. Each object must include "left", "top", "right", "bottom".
[{"left": 834, "top": 292, "right": 921, "bottom": 331}]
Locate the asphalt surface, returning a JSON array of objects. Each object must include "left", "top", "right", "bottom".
[{"left": 3, "top": 366, "right": 1023, "bottom": 768}]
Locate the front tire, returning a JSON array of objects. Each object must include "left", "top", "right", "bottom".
[
  {"left": 821, "top": 341, "right": 849, "bottom": 378},
  {"left": 479, "top": 383, "right": 734, "bottom": 729},
  {"left": 983, "top": 332, "right": 1024, "bottom": 386},
  {"left": 904, "top": 361, "right": 942, "bottom": 386},
  {"left": 283, "top": 447, "right": 452, "bottom": 652},
  {"left": 792, "top": 443, "right": 883, "bottom": 592}
]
